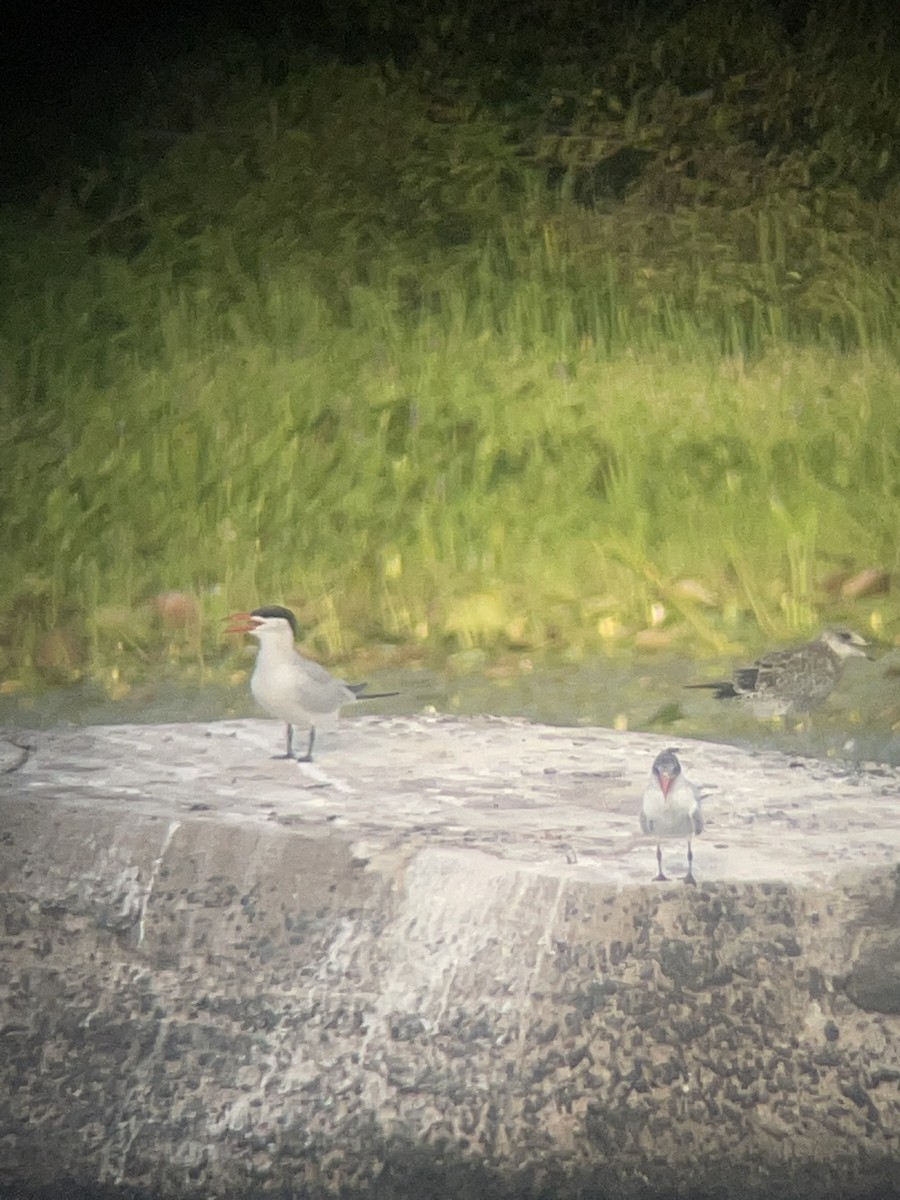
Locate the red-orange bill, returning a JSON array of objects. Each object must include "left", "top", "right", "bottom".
[{"left": 224, "top": 612, "right": 257, "bottom": 634}]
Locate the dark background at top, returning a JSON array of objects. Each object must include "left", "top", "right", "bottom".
[
  {"left": 1, "top": 0, "right": 344, "bottom": 202},
  {"left": 0, "top": 0, "right": 826, "bottom": 205}
]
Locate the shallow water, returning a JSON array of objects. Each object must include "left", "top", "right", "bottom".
[{"left": 2, "top": 648, "right": 897, "bottom": 765}]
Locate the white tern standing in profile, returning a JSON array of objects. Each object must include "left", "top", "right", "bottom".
[
  {"left": 639, "top": 749, "right": 704, "bottom": 885},
  {"left": 227, "top": 605, "right": 398, "bottom": 762},
  {"left": 686, "top": 628, "right": 870, "bottom": 717}
]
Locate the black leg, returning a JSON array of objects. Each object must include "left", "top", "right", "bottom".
[
  {"left": 296, "top": 725, "right": 316, "bottom": 764},
  {"left": 272, "top": 723, "right": 296, "bottom": 759},
  {"left": 653, "top": 843, "right": 668, "bottom": 882},
  {"left": 684, "top": 839, "right": 697, "bottom": 886}
]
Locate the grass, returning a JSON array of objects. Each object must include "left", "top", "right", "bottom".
[
  {"left": 2, "top": 269, "right": 897, "bottom": 693},
  {"left": 2, "top": 45, "right": 900, "bottom": 693}
]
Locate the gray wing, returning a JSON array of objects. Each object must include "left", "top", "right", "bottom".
[{"left": 294, "top": 654, "right": 356, "bottom": 714}]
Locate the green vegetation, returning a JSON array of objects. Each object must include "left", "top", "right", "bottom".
[{"left": 2, "top": 1, "right": 899, "bottom": 694}]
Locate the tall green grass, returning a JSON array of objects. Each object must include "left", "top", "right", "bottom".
[
  {"left": 1, "top": 48, "right": 899, "bottom": 688},
  {"left": 3, "top": 271, "right": 896, "bottom": 685}
]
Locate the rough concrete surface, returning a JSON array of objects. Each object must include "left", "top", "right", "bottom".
[{"left": 1, "top": 714, "right": 900, "bottom": 1200}]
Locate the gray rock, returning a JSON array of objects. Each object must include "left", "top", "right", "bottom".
[{"left": 2, "top": 715, "right": 900, "bottom": 1199}]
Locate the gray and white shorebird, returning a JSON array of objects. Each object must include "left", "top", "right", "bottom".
[
  {"left": 686, "top": 628, "right": 870, "bottom": 718},
  {"left": 639, "top": 749, "right": 704, "bottom": 885},
  {"left": 226, "top": 605, "right": 398, "bottom": 762}
]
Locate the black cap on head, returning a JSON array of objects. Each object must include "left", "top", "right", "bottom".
[
  {"left": 251, "top": 605, "right": 298, "bottom": 636},
  {"left": 652, "top": 748, "right": 682, "bottom": 777}
]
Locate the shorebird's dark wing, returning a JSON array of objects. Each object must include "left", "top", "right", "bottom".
[
  {"left": 733, "top": 665, "right": 762, "bottom": 693},
  {"left": 684, "top": 680, "right": 740, "bottom": 699}
]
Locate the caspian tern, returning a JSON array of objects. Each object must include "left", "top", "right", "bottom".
[
  {"left": 226, "top": 605, "right": 398, "bottom": 762},
  {"left": 639, "top": 749, "right": 704, "bottom": 885},
  {"left": 686, "top": 628, "right": 870, "bottom": 717}
]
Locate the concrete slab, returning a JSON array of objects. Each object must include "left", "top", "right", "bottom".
[{"left": 2, "top": 716, "right": 900, "bottom": 1199}]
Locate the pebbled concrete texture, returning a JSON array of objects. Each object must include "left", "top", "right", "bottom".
[{"left": 1, "top": 714, "right": 900, "bottom": 1200}]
